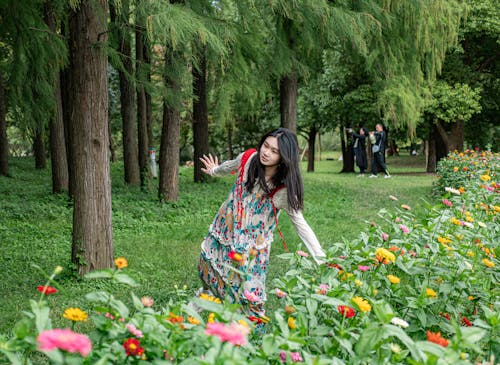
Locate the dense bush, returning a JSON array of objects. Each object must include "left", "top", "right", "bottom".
[{"left": 0, "top": 151, "right": 498, "bottom": 364}]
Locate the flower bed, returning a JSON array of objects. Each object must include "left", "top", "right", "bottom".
[{"left": 0, "top": 151, "right": 498, "bottom": 364}]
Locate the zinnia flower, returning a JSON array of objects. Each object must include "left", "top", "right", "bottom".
[
  {"left": 461, "top": 316, "right": 473, "bottom": 327},
  {"left": 445, "top": 187, "right": 461, "bottom": 195},
  {"left": 37, "top": 329, "right": 92, "bottom": 357},
  {"left": 401, "top": 204, "right": 411, "bottom": 211},
  {"left": 63, "top": 308, "right": 88, "bottom": 322},
  {"left": 296, "top": 250, "right": 309, "bottom": 257},
  {"left": 243, "top": 290, "right": 260, "bottom": 303},
  {"left": 199, "top": 292, "right": 222, "bottom": 303},
  {"left": 480, "top": 174, "right": 491, "bottom": 181},
  {"left": 399, "top": 224, "right": 410, "bottom": 234},
  {"left": 317, "top": 284, "right": 329, "bottom": 295},
  {"left": 375, "top": 248, "right": 396, "bottom": 264},
  {"left": 390, "top": 317, "right": 409, "bottom": 328},
  {"left": 381, "top": 232, "right": 389, "bottom": 241},
  {"left": 187, "top": 316, "right": 200, "bottom": 325},
  {"left": 123, "top": 338, "right": 144, "bottom": 356},
  {"left": 126, "top": 324, "right": 143, "bottom": 338},
  {"left": 387, "top": 275, "right": 400, "bottom": 284},
  {"left": 285, "top": 305, "right": 296, "bottom": 314},
  {"left": 442, "top": 199, "right": 453, "bottom": 207},
  {"left": 280, "top": 351, "right": 303, "bottom": 363},
  {"left": 205, "top": 322, "right": 249, "bottom": 346},
  {"left": 37, "top": 285, "right": 58, "bottom": 295},
  {"left": 275, "top": 288, "right": 287, "bottom": 298},
  {"left": 337, "top": 305, "right": 356, "bottom": 318},
  {"left": 287, "top": 317, "right": 297, "bottom": 329},
  {"left": 426, "top": 288, "right": 437, "bottom": 298},
  {"left": 482, "top": 258, "right": 495, "bottom": 268},
  {"left": 351, "top": 297, "right": 371, "bottom": 312},
  {"left": 114, "top": 257, "right": 128, "bottom": 269},
  {"left": 141, "top": 296, "right": 154, "bottom": 307},
  {"left": 426, "top": 331, "right": 449, "bottom": 347}
]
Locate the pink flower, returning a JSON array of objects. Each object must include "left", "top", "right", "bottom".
[
  {"left": 399, "top": 224, "right": 410, "bottom": 234},
  {"left": 37, "top": 329, "right": 92, "bottom": 357},
  {"left": 243, "top": 290, "right": 260, "bottom": 303},
  {"left": 296, "top": 250, "right": 309, "bottom": 257},
  {"left": 104, "top": 313, "right": 115, "bottom": 320},
  {"left": 317, "top": 284, "right": 329, "bottom": 295},
  {"left": 381, "top": 232, "right": 389, "bottom": 241},
  {"left": 280, "top": 351, "right": 303, "bottom": 363},
  {"left": 205, "top": 322, "right": 249, "bottom": 346},
  {"left": 395, "top": 217, "right": 401, "bottom": 223},
  {"left": 442, "top": 199, "right": 453, "bottom": 207},
  {"left": 358, "top": 265, "right": 370, "bottom": 272},
  {"left": 275, "top": 288, "right": 287, "bottom": 298},
  {"left": 126, "top": 324, "right": 144, "bottom": 338},
  {"left": 141, "top": 296, "right": 154, "bottom": 307}
]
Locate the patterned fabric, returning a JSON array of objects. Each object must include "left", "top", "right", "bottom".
[{"left": 199, "top": 152, "right": 278, "bottom": 313}]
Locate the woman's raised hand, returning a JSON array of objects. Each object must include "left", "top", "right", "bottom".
[{"left": 200, "top": 154, "right": 219, "bottom": 175}]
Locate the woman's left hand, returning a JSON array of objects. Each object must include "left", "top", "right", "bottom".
[{"left": 200, "top": 154, "right": 219, "bottom": 175}]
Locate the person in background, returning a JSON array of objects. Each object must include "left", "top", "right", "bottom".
[
  {"left": 197, "top": 127, "right": 326, "bottom": 330},
  {"left": 369, "top": 123, "right": 391, "bottom": 178},
  {"left": 349, "top": 127, "right": 368, "bottom": 177}
]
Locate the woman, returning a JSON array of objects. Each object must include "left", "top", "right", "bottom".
[
  {"left": 351, "top": 127, "right": 368, "bottom": 176},
  {"left": 197, "top": 128, "right": 326, "bottom": 322},
  {"left": 369, "top": 123, "right": 391, "bottom": 178}
]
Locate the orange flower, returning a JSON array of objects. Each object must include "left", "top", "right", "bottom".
[
  {"left": 114, "top": 257, "right": 128, "bottom": 269},
  {"left": 167, "top": 312, "right": 183, "bottom": 323},
  {"left": 426, "top": 331, "right": 449, "bottom": 347}
]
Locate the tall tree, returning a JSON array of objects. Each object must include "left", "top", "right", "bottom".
[
  {"left": 109, "top": 0, "right": 140, "bottom": 185},
  {"left": 44, "top": 2, "right": 69, "bottom": 193},
  {"left": 68, "top": 0, "right": 113, "bottom": 274}
]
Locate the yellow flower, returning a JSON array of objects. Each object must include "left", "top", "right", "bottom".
[
  {"left": 375, "top": 248, "right": 396, "bottom": 264},
  {"left": 450, "top": 217, "right": 462, "bottom": 225},
  {"left": 187, "top": 316, "right": 200, "bottom": 325},
  {"left": 352, "top": 296, "right": 371, "bottom": 312},
  {"left": 199, "top": 293, "right": 222, "bottom": 304},
  {"left": 465, "top": 216, "right": 474, "bottom": 222},
  {"left": 114, "top": 257, "right": 128, "bottom": 269},
  {"left": 238, "top": 319, "right": 250, "bottom": 330},
  {"left": 467, "top": 251, "right": 475, "bottom": 257},
  {"left": 437, "top": 236, "right": 452, "bottom": 244},
  {"left": 482, "top": 258, "right": 495, "bottom": 268},
  {"left": 494, "top": 205, "right": 500, "bottom": 213},
  {"left": 355, "top": 279, "right": 363, "bottom": 287},
  {"left": 426, "top": 288, "right": 437, "bottom": 298},
  {"left": 453, "top": 166, "right": 459, "bottom": 172},
  {"left": 208, "top": 313, "right": 216, "bottom": 323},
  {"left": 54, "top": 266, "right": 63, "bottom": 274},
  {"left": 468, "top": 295, "right": 475, "bottom": 301},
  {"left": 287, "top": 317, "right": 297, "bottom": 329},
  {"left": 387, "top": 275, "right": 401, "bottom": 284},
  {"left": 63, "top": 307, "right": 88, "bottom": 322},
  {"left": 480, "top": 174, "right": 491, "bottom": 181}
]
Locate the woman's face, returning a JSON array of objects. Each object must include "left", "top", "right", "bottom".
[
  {"left": 376, "top": 124, "right": 383, "bottom": 132},
  {"left": 260, "top": 136, "right": 281, "bottom": 167},
  {"left": 359, "top": 128, "right": 365, "bottom": 135}
]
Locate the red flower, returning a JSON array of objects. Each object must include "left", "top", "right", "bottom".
[
  {"left": 461, "top": 316, "right": 473, "bottom": 327},
  {"left": 337, "top": 305, "right": 356, "bottom": 318},
  {"left": 326, "top": 262, "right": 343, "bottom": 271},
  {"left": 123, "top": 338, "right": 144, "bottom": 356},
  {"left": 440, "top": 312, "right": 451, "bottom": 320},
  {"left": 426, "top": 331, "right": 449, "bottom": 347},
  {"left": 37, "top": 285, "right": 58, "bottom": 295}
]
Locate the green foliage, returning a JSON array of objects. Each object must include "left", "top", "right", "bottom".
[{"left": 426, "top": 81, "right": 482, "bottom": 123}]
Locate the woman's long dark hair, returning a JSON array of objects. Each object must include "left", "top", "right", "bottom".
[{"left": 245, "top": 128, "right": 304, "bottom": 211}]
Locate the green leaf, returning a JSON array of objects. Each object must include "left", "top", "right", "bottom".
[
  {"left": 261, "top": 335, "right": 278, "bottom": 355},
  {"left": 355, "top": 324, "right": 383, "bottom": 356},
  {"left": 372, "top": 300, "right": 395, "bottom": 323},
  {"left": 113, "top": 272, "right": 138, "bottom": 287},
  {"left": 13, "top": 318, "right": 33, "bottom": 340},
  {"left": 84, "top": 270, "right": 113, "bottom": 280}
]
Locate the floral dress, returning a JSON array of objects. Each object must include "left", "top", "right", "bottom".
[{"left": 198, "top": 150, "right": 325, "bottom": 317}]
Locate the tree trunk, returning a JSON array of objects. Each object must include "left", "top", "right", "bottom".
[
  {"left": 110, "top": 1, "right": 140, "bottom": 185},
  {"left": 435, "top": 120, "right": 465, "bottom": 154},
  {"left": 144, "top": 42, "right": 154, "bottom": 150},
  {"left": 33, "top": 129, "right": 46, "bottom": 169},
  {"left": 45, "top": 3, "right": 69, "bottom": 193},
  {"left": 340, "top": 125, "right": 355, "bottom": 173},
  {"left": 159, "top": 46, "right": 182, "bottom": 201},
  {"left": 68, "top": 0, "right": 113, "bottom": 275},
  {"left": 136, "top": 18, "right": 149, "bottom": 187},
  {"left": 307, "top": 126, "right": 317, "bottom": 172},
  {"left": 426, "top": 137, "right": 436, "bottom": 173},
  {"left": 0, "top": 71, "right": 8, "bottom": 176},
  {"left": 192, "top": 48, "right": 209, "bottom": 183},
  {"left": 280, "top": 72, "right": 297, "bottom": 133}
]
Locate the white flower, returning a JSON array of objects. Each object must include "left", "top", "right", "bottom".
[
  {"left": 391, "top": 317, "right": 409, "bottom": 328},
  {"left": 478, "top": 222, "right": 486, "bottom": 228},
  {"left": 464, "top": 261, "right": 473, "bottom": 270},
  {"left": 390, "top": 343, "right": 401, "bottom": 353},
  {"left": 463, "top": 222, "right": 474, "bottom": 229},
  {"left": 445, "top": 187, "right": 461, "bottom": 195}
]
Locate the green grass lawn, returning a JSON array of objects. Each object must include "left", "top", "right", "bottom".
[{"left": 0, "top": 153, "right": 434, "bottom": 334}]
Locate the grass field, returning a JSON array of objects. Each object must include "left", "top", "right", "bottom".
[{"left": 0, "top": 153, "right": 435, "bottom": 334}]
